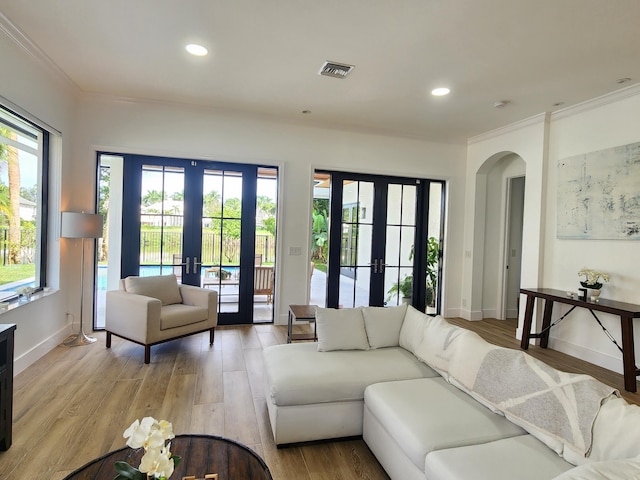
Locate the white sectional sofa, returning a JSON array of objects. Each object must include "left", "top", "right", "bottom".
[{"left": 263, "top": 305, "right": 640, "bottom": 479}]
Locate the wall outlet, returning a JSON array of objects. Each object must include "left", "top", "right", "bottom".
[{"left": 289, "top": 246, "right": 302, "bottom": 256}]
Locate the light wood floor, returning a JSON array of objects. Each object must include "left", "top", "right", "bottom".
[{"left": 1, "top": 317, "right": 638, "bottom": 479}]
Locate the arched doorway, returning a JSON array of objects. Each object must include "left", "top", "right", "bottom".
[{"left": 474, "top": 152, "right": 525, "bottom": 320}]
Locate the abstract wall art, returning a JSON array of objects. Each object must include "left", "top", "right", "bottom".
[{"left": 557, "top": 141, "right": 640, "bottom": 239}]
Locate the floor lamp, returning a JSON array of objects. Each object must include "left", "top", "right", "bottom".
[{"left": 60, "top": 211, "right": 104, "bottom": 347}]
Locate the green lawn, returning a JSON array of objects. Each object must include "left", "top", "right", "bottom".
[
  {"left": 313, "top": 263, "right": 327, "bottom": 273},
  {"left": 0, "top": 264, "right": 35, "bottom": 286}
]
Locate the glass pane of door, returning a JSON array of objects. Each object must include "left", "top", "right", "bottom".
[
  {"left": 339, "top": 179, "right": 374, "bottom": 308},
  {"left": 426, "top": 182, "right": 443, "bottom": 313},
  {"left": 385, "top": 184, "right": 417, "bottom": 306},
  {"left": 140, "top": 164, "right": 185, "bottom": 279},
  {"left": 254, "top": 167, "right": 277, "bottom": 322},
  {"left": 200, "top": 169, "right": 242, "bottom": 314},
  {"left": 310, "top": 173, "right": 330, "bottom": 307}
]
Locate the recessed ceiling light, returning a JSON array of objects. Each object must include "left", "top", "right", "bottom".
[
  {"left": 302, "top": 110, "right": 312, "bottom": 114},
  {"left": 431, "top": 87, "right": 450, "bottom": 96},
  {"left": 186, "top": 44, "right": 208, "bottom": 56}
]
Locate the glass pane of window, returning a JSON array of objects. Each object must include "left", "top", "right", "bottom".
[{"left": 0, "top": 107, "right": 46, "bottom": 301}]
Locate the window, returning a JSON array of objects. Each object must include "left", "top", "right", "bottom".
[{"left": 0, "top": 105, "right": 49, "bottom": 301}]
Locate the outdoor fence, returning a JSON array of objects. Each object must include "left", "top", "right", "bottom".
[
  {"left": 139, "top": 230, "right": 274, "bottom": 265},
  {"left": 0, "top": 226, "right": 36, "bottom": 266}
]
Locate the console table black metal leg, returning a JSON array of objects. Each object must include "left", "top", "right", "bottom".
[
  {"left": 520, "top": 293, "right": 535, "bottom": 349},
  {"left": 620, "top": 315, "right": 638, "bottom": 393}
]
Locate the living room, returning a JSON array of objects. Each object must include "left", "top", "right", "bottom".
[{"left": 2, "top": 1, "right": 640, "bottom": 478}]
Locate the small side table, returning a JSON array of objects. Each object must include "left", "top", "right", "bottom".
[{"left": 288, "top": 305, "right": 317, "bottom": 343}]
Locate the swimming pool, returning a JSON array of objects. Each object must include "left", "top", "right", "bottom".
[{"left": 96, "top": 265, "right": 239, "bottom": 290}]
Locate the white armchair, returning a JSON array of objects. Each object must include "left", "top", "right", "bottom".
[{"left": 105, "top": 274, "right": 218, "bottom": 363}]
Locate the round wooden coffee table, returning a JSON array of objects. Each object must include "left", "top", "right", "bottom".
[{"left": 63, "top": 434, "right": 272, "bottom": 480}]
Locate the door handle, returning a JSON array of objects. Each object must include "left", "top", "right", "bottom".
[
  {"left": 379, "top": 260, "right": 388, "bottom": 273},
  {"left": 193, "top": 257, "right": 202, "bottom": 272},
  {"left": 369, "top": 259, "right": 378, "bottom": 274},
  {"left": 184, "top": 257, "right": 190, "bottom": 274}
]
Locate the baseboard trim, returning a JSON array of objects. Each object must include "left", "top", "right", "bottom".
[
  {"left": 548, "top": 336, "right": 623, "bottom": 375},
  {"left": 452, "top": 308, "right": 483, "bottom": 321},
  {"left": 14, "top": 325, "right": 72, "bottom": 375},
  {"left": 482, "top": 308, "right": 498, "bottom": 319}
]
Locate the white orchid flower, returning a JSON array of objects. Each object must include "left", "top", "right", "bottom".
[
  {"left": 121, "top": 417, "right": 179, "bottom": 479},
  {"left": 139, "top": 443, "right": 175, "bottom": 478},
  {"left": 123, "top": 416, "right": 155, "bottom": 449}
]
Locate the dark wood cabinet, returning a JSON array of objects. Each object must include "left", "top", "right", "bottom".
[{"left": 0, "top": 324, "right": 16, "bottom": 450}]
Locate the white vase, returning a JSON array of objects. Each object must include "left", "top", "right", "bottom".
[{"left": 588, "top": 288, "right": 601, "bottom": 301}]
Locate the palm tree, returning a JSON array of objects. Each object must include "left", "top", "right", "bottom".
[{"left": 0, "top": 127, "right": 20, "bottom": 264}]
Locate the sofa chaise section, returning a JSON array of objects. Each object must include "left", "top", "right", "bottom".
[{"left": 263, "top": 341, "right": 438, "bottom": 445}]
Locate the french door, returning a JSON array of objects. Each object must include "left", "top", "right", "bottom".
[
  {"left": 322, "top": 171, "right": 444, "bottom": 313},
  {"left": 120, "top": 154, "right": 275, "bottom": 325}
]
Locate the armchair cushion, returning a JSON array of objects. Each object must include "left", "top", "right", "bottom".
[
  {"left": 160, "top": 304, "right": 209, "bottom": 330},
  {"left": 124, "top": 274, "right": 183, "bottom": 306}
]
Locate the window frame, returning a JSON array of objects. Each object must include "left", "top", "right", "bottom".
[{"left": 0, "top": 103, "right": 50, "bottom": 299}]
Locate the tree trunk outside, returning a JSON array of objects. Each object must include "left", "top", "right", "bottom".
[{"left": 7, "top": 134, "right": 20, "bottom": 265}]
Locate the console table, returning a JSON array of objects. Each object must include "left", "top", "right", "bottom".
[
  {"left": 520, "top": 287, "right": 640, "bottom": 392},
  {"left": 63, "top": 434, "right": 272, "bottom": 480}
]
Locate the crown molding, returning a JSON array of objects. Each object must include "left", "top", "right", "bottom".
[
  {"left": 467, "top": 113, "right": 547, "bottom": 145},
  {"left": 550, "top": 83, "right": 640, "bottom": 121},
  {"left": 0, "top": 12, "right": 79, "bottom": 92}
]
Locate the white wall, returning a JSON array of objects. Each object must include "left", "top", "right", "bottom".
[
  {"left": 0, "top": 31, "right": 80, "bottom": 373},
  {"left": 544, "top": 87, "right": 640, "bottom": 372},
  {"left": 462, "top": 115, "right": 548, "bottom": 322},
  {"left": 74, "top": 96, "right": 467, "bottom": 325},
  {"left": 464, "top": 86, "right": 640, "bottom": 375}
]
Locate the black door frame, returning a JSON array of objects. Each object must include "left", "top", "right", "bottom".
[
  {"left": 119, "top": 153, "right": 268, "bottom": 325},
  {"left": 322, "top": 170, "right": 445, "bottom": 313}
]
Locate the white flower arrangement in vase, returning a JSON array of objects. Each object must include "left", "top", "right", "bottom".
[
  {"left": 115, "top": 417, "right": 182, "bottom": 480},
  {"left": 578, "top": 268, "right": 610, "bottom": 290}
]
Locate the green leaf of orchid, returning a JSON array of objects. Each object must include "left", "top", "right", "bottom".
[{"left": 114, "top": 461, "right": 145, "bottom": 479}]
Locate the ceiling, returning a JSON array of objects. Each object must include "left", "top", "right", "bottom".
[{"left": 2, "top": 0, "right": 640, "bottom": 143}]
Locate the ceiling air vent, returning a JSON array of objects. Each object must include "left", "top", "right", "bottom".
[{"left": 319, "top": 61, "right": 354, "bottom": 79}]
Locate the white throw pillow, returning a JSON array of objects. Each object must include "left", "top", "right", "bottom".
[
  {"left": 124, "top": 274, "right": 183, "bottom": 306},
  {"left": 316, "top": 307, "right": 370, "bottom": 351},
  {"left": 362, "top": 305, "right": 407, "bottom": 348},
  {"left": 398, "top": 305, "right": 429, "bottom": 354},
  {"left": 551, "top": 458, "right": 640, "bottom": 480},
  {"left": 575, "top": 397, "right": 640, "bottom": 463}
]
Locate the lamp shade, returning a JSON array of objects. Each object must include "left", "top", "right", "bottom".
[{"left": 60, "top": 212, "right": 104, "bottom": 239}]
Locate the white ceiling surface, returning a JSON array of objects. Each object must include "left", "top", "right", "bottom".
[{"left": 2, "top": 0, "right": 640, "bottom": 143}]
